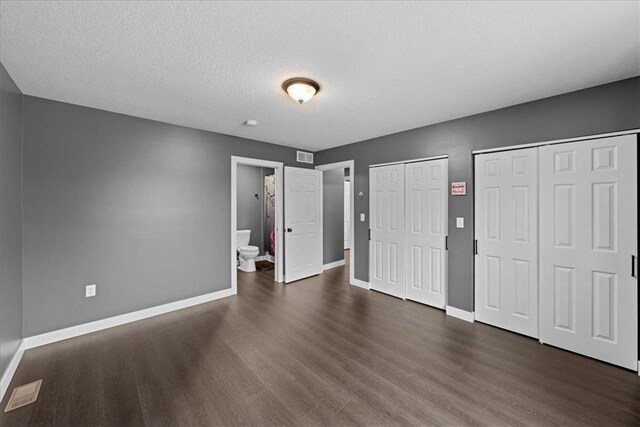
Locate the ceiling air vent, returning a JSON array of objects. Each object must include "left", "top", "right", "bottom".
[{"left": 296, "top": 151, "right": 314, "bottom": 164}]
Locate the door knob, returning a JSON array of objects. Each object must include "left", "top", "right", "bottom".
[{"left": 286, "top": 228, "right": 293, "bottom": 233}]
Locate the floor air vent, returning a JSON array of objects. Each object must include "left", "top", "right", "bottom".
[{"left": 4, "top": 380, "right": 42, "bottom": 412}]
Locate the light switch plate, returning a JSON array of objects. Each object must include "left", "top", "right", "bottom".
[
  {"left": 456, "top": 217, "right": 464, "bottom": 228},
  {"left": 360, "top": 213, "right": 365, "bottom": 222}
]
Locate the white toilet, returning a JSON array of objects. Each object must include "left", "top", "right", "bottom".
[{"left": 236, "top": 230, "right": 259, "bottom": 272}]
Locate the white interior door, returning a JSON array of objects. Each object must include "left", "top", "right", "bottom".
[
  {"left": 475, "top": 148, "right": 539, "bottom": 338},
  {"left": 344, "top": 180, "right": 351, "bottom": 250},
  {"left": 370, "top": 164, "right": 405, "bottom": 298},
  {"left": 405, "top": 159, "right": 448, "bottom": 308},
  {"left": 539, "top": 135, "right": 637, "bottom": 370},
  {"left": 284, "top": 167, "right": 323, "bottom": 283}
]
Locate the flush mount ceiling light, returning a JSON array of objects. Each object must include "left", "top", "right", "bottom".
[{"left": 282, "top": 78, "right": 320, "bottom": 104}]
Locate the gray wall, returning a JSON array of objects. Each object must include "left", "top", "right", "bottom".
[
  {"left": 322, "top": 168, "right": 345, "bottom": 265},
  {"left": 236, "top": 164, "right": 273, "bottom": 253},
  {"left": 237, "top": 164, "right": 263, "bottom": 250},
  {"left": 315, "top": 77, "right": 640, "bottom": 312},
  {"left": 22, "top": 96, "right": 308, "bottom": 336},
  {"left": 0, "top": 63, "right": 23, "bottom": 376}
]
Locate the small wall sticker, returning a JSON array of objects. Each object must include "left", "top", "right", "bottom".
[{"left": 451, "top": 182, "right": 466, "bottom": 196}]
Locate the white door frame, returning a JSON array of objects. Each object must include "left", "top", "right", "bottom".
[
  {"left": 231, "top": 156, "right": 284, "bottom": 294},
  {"left": 315, "top": 160, "right": 356, "bottom": 287},
  {"left": 471, "top": 128, "right": 640, "bottom": 154}
]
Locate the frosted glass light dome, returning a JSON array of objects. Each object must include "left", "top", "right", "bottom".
[{"left": 282, "top": 78, "right": 320, "bottom": 104}]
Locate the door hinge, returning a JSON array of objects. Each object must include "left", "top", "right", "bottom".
[
  {"left": 445, "top": 236, "right": 448, "bottom": 250},
  {"left": 368, "top": 229, "right": 372, "bottom": 241},
  {"left": 632, "top": 255, "right": 637, "bottom": 278},
  {"left": 474, "top": 239, "right": 478, "bottom": 255}
]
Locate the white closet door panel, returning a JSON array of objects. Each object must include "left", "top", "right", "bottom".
[
  {"left": 539, "top": 135, "right": 637, "bottom": 370},
  {"left": 369, "top": 164, "right": 405, "bottom": 298},
  {"left": 475, "top": 148, "right": 539, "bottom": 338},
  {"left": 405, "top": 158, "right": 448, "bottom": 308},
  {"left": 284, "top": 167, "right": 323, "bottom": 283}
]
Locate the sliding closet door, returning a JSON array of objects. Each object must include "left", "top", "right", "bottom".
[
  {"left": 539, "top": 135, "right": 637, "bottom": 370},
  {"left": 369, "top": 164, "right": 405, "bottom": 298},
  {"left": 405, "top": 159, "right": 448, "bottom": 308},
  {"left": 474, "top": 148, "right": 539, "bottom": 338}
]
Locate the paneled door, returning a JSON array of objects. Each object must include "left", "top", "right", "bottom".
[
  {"left": 405, "top": 159, "right": 448, "bottom": 308},
  {"left": 475, "top": 148, "right": 539, "bottom": 338},
  {"left": 369, "top": 164, "right": 406, "bottom": 298},
  {"left": 539, "top": 135, "right": 637, "bottom": 370},
  {"left": 284, "top": 167, "right": 323, "bottom": 283},
  {"left": 344, "top": 180, "right": 351, "bottom": 249}
]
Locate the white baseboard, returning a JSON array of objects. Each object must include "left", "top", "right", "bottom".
[
  {"left": 351, "top": 278, "right": 370, "bottom": 290},
  {"left": 0, "top": 340, "right": 25, "bottom": 401},
  {"left": 446, "top": 305, "right": 475, "bottom": 323},
  {"left": 323, "top": 259, "right": 345, "bottom": 270},
  {"left": 254, "top": 255, "right": 275, "bottom": 263},
  {"left": 22, "top": 288, "right": 235, "bottom": 351}
]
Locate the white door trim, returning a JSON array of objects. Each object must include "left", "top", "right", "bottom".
[
  {"left": 446, "top": 306, "right": 475, "bottom": 323},
  {"left": 472, "top": 129, "right": 639, "bottom": 155},
  {"left": 369, "top": 155, "right": 448, "bottom": 169},
  {"left": 351, "top": 278, "right": 370, "bottom": 290},
  {"left": 323, "top": 259, "right": 346, "bottom": 270},
  {"left": 231, "top": 156, "right": 284, "bottom": 291},
  {"left": 0, "top": 340, "right": 25, "bottom": 401},
  {"left": 315, "top": 160, "right": 356, "bottom": 287}
]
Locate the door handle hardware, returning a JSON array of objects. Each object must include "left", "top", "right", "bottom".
[
  {"left": 474, "top": 239, "right": 478, "bottom": 255},
  {"left": 286, "top": 228, "right": 293, "bottom": 233},
  {"left": 633, "top": 255, "right": 637, "bottom": 278}
]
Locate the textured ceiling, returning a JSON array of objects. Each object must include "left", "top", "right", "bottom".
[{"left": 1, "top": 1, "right": 638, "bottom": 151}]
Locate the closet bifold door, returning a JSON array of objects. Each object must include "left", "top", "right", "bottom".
[
  {"left": 474, "top": 148, "right": 539, "bottom": 338},
  {"left": 539, "top": 135, "right": 638, "bottom": 370},
  {"left": 405, "top": 158, "right": 448, "bottom": 308},
  {"left": 369, "top": 164, "right": 406, "bottom": 298}
]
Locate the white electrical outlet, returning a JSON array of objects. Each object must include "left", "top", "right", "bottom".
[
  {"left": 456, "top": 217, "right": 464, "bottom": 228},
  {"left": 360, "top": 213, "right": 366, "bottom": 222},
  {"left": 85, "top": 284, "right": 96, "bottom": 298}
]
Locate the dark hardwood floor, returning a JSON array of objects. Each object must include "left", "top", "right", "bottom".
[{"left": 2, "top": 253, "right": 639, "bottom": 426}]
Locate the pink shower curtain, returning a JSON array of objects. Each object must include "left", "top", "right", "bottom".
[{"left": 264, "top": 174, "right": 276, "bottom": 256}]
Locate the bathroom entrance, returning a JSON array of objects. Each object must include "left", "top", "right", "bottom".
[{"left": 231, "top": 157, "right": 284, "bottom": 293}]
